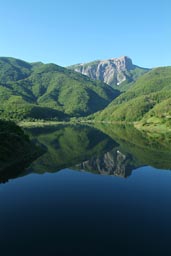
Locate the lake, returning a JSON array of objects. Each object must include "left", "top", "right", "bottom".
[{"left": 0, "top": 124, "right": 171, "bottom": 256}]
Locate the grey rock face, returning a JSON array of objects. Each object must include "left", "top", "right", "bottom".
[{"left": 68, "top": 56, "right": 149, "bottom": 88}]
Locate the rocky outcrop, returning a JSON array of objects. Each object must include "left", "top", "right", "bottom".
[{"left": 68, "top": 56, "right": 149, "bottom": 88}]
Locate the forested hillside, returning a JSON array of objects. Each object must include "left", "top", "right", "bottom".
[
  {"left": 92, "top": 67, "right": 171, "bottom": 128},
  {"left": 0, "top": 57, "right": 119, "bottom": 121}
]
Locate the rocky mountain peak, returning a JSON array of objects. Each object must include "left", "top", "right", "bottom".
[
  {"left": 68, "top": 56, "right": 149, "bottom": 89},
  {"left": 103, "top": 56, "right": 133, "bottom": 68}
]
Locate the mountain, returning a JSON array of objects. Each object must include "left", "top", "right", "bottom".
[
  {"left": 68, "top": 56, "right": 149, "bottom": 91},
  {"left": 0, "top": 57, "right": 119, "bottom": 121},
  {"left": 92, "top": 67, "right": 171, "bottom": 129}
]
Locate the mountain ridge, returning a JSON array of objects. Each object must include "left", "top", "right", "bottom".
[{"left": 68, "top": 56, "right": 150, "bottom": 90}]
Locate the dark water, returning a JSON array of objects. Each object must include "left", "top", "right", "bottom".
[{"left": 1, "top": 124, "right": 171, "bottom": 256}]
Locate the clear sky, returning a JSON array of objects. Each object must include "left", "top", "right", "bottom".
[{"left": 0, "top": 0, "right": 170, "bottom": 68}]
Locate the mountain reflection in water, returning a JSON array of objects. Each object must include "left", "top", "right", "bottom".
[
  {"left": 25, "top": 124, "right": 171, "bottom": 178},
  {"left": 1, "top": 124, "right": 171, "bottom": 182}
]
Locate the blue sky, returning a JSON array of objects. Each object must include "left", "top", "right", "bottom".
[{"left": 0, "top": 0, "right": 170, "bottom": 68}]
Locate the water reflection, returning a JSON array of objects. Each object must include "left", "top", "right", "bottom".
[
  {"left": 1, "top": 124, "right": 171, "bottom": 256},
  {"left": 1, "top": 124, "right": 171, "bottom": 182},
  {"left": 0, "top": 161, "right": 30, "bottom": 183},
  {"left": 26, "top": 125, "right": 117, "bottom": 173},
  {"left": 25, "top": 124, "right": 171, "bottom": 177},
  {"left": 97, "top": 123, "right": 171, "bottom": 170},
  {"left": 75, "top": 149, "right": 134, "bottom": 177}
]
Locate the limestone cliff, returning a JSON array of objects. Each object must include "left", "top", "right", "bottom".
[{"left": 68, "top": 56, "right": 149, "bottom": 90}]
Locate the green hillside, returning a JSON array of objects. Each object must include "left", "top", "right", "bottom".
[
  {"left": 93, "top": 67, "right": 171, "bottom": 128},
  {"left": 0, "top": 57, "right": 119, "bottom": 121}
]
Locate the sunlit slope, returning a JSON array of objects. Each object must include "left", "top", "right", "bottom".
[
  {"left": 93, "top": 67, "right": 171, "bottom": 127},
  {"left": 0, "top": 57, "right": 119, "bottom": 120}
]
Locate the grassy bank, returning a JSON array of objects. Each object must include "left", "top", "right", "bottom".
[
  {"left": 18, "top": 120, "right": 68, "bottom": 128},
  {"left": 18, "top": 119, "right": 171, "bottom": 134}
]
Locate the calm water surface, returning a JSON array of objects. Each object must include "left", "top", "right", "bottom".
[{"left": 1, "top": 124, "right": 171, "bottom": 256}]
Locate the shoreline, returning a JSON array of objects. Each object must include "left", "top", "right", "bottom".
[{"left": 17, "top": 119, "right": 171, "bottom": 133}]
